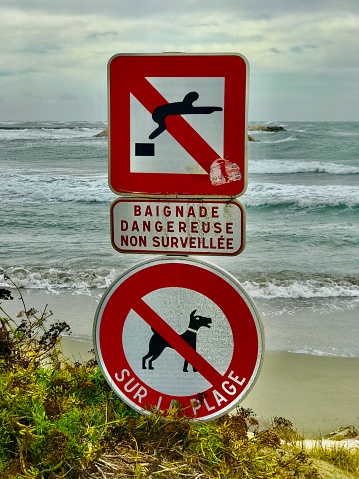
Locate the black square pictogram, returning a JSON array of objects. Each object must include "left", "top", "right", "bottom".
[{"left": 135, "top": 143, "right": 155, "bottom": 156}]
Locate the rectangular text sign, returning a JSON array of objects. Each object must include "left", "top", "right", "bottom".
[{"left": 111, "top": 199, "right": 245, "bottom": 256}]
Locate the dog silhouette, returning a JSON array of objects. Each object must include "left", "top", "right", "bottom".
[{"left": 142, "top": 309, "right": 212, "bottom": 372}]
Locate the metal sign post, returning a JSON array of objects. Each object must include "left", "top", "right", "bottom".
[{"left": 95, "top": 52, "right": 263, "bottom": 420}]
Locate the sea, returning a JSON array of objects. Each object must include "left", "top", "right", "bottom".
[{"left": 0, "top": 120, "right": 358, "bottom": 358}]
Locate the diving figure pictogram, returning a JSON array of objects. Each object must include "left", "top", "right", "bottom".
[{"left": 149, "top": 91, "right": 222, "bottom": 140}]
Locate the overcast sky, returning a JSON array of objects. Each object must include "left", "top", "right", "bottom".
[{"left": 1, "top": 0, "right": 358, "bottom": 122}]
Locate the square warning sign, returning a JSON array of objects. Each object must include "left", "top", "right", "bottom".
[{"left": 108, "top": 53, "right": 248, "bottom": 198}]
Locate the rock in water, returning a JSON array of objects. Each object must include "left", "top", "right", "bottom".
[
  {"left": 248, "top": 125, "right": 286, "bottom": 132},
  {"left": 94, "top": 129, "right": 108, "bottom": 137}
]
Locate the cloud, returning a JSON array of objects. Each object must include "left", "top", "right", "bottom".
[
  {"left": 3, "top": 0, "right": 359, "bottom": 18},
  {"left": 1, "top": 5, "right": 358, "bottom": 72},
  {"left": 269, "top": 48, "right": 281, "bottom": 54},
  {"left": 290, "top": 45, "right": 317, "bottom": 53},
  {"left": 0, "top": 0, "right": 358, "bottom": 120},
  {"left": 58, "top": 92, "right": 79, "bottom": 102}
]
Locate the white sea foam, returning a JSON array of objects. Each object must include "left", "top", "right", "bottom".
[
  {"left": 0, "top": 127, "right": 105, "bottom": 141},
  {"left": 241, "top": 279, "right": 359, "bottom": 299},
  {"left": 288, "top": 348, "right": 358, "bottom": 358},
  {"left": 330, "top": 130, "right": 359, "bottom": 137},
  {"left": 0, "top": 267, "right": 120, "bottom": 295},
  {"left": 249, "top": 159, "right": 359, "bottom": 175},
  {"left": 2, "top": 172, "right": 113, "bottom": 203},
  {"left": 2, "top": 171, "right": 358, "bottom": 209},
  {"left": 2, "top": 267, "right": 358, "bottom": 299},
  {"left": 243, "top": 182, "right": 359, "bottom": 208},
  {"left": 258, "top": 135, "right": 297, "bottom": 144}
]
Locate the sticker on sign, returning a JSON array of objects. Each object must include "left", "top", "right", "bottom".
[
  {"left": 111, "top": 198, "right": 245, "bottom": 255},
  {"left": 108, "top": 53, "right": 248, "bottom": 197},
  {"left": 93, "top": 257, "right": 264, "bottom": 421}
]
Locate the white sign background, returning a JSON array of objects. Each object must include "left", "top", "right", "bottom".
[
  {"left": 122, "top": 287, "right": 234, "bottom": 396},
  {"left": 130, "top": 77, "right": 224, "bottom": 174}
]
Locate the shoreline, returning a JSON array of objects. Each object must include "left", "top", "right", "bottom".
[{"left": 61, "top": 336, "right": 359, "bottom": 439}]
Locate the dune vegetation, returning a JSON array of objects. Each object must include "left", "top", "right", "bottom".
[{"left": 1, "top": 281, "right": 358, "bottom": 479}]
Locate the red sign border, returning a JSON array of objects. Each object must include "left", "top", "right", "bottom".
[
  {"left": 110, "top": 198, "right": 246, "bottom": 256},
  {"left": 93, "top": 257, "right": 264, "bottom": 422},
  {"left": 108, "top": 53, "right": 249, "bottom": 198}
]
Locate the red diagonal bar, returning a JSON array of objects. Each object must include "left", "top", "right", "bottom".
[
  {"left": 130, "top": 77, "right": 221, "bottom": 174},
  {"left": 133, "top": 299, "right": 224, "bottom": 388}
]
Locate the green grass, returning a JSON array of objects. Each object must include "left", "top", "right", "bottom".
[
  {"left": 1, "top": 284, "right": 358, "bottom": 478},
  {"left": 309, "top": 443, "right": 359, "bottom": 476}
]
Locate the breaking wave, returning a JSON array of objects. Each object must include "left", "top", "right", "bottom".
[
  {"left": 249, "top": 159, "right": 359, "bottom": 175},
  {"left": 2, "top": 267, "right": 358, "bottom": 299},
  {"left": 2, "top": 172, "right": 358, "bottom": 211},
  {"left": 243, "top": 183, "right": 359, "bottom": 210}
]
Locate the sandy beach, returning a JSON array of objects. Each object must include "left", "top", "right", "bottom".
[
  {"left": 60, "top": 336, "right": 359, "bottom": 439},
  {"left": 3, "top": 289, "right": 358, "bottom": 438},
  {"left": 240, "top": 351, "right": 359, "bottom": 438}
]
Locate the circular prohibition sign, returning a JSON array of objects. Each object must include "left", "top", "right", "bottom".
[{"left": 93, "top": 256, "right": 264, "bottom": 421}]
